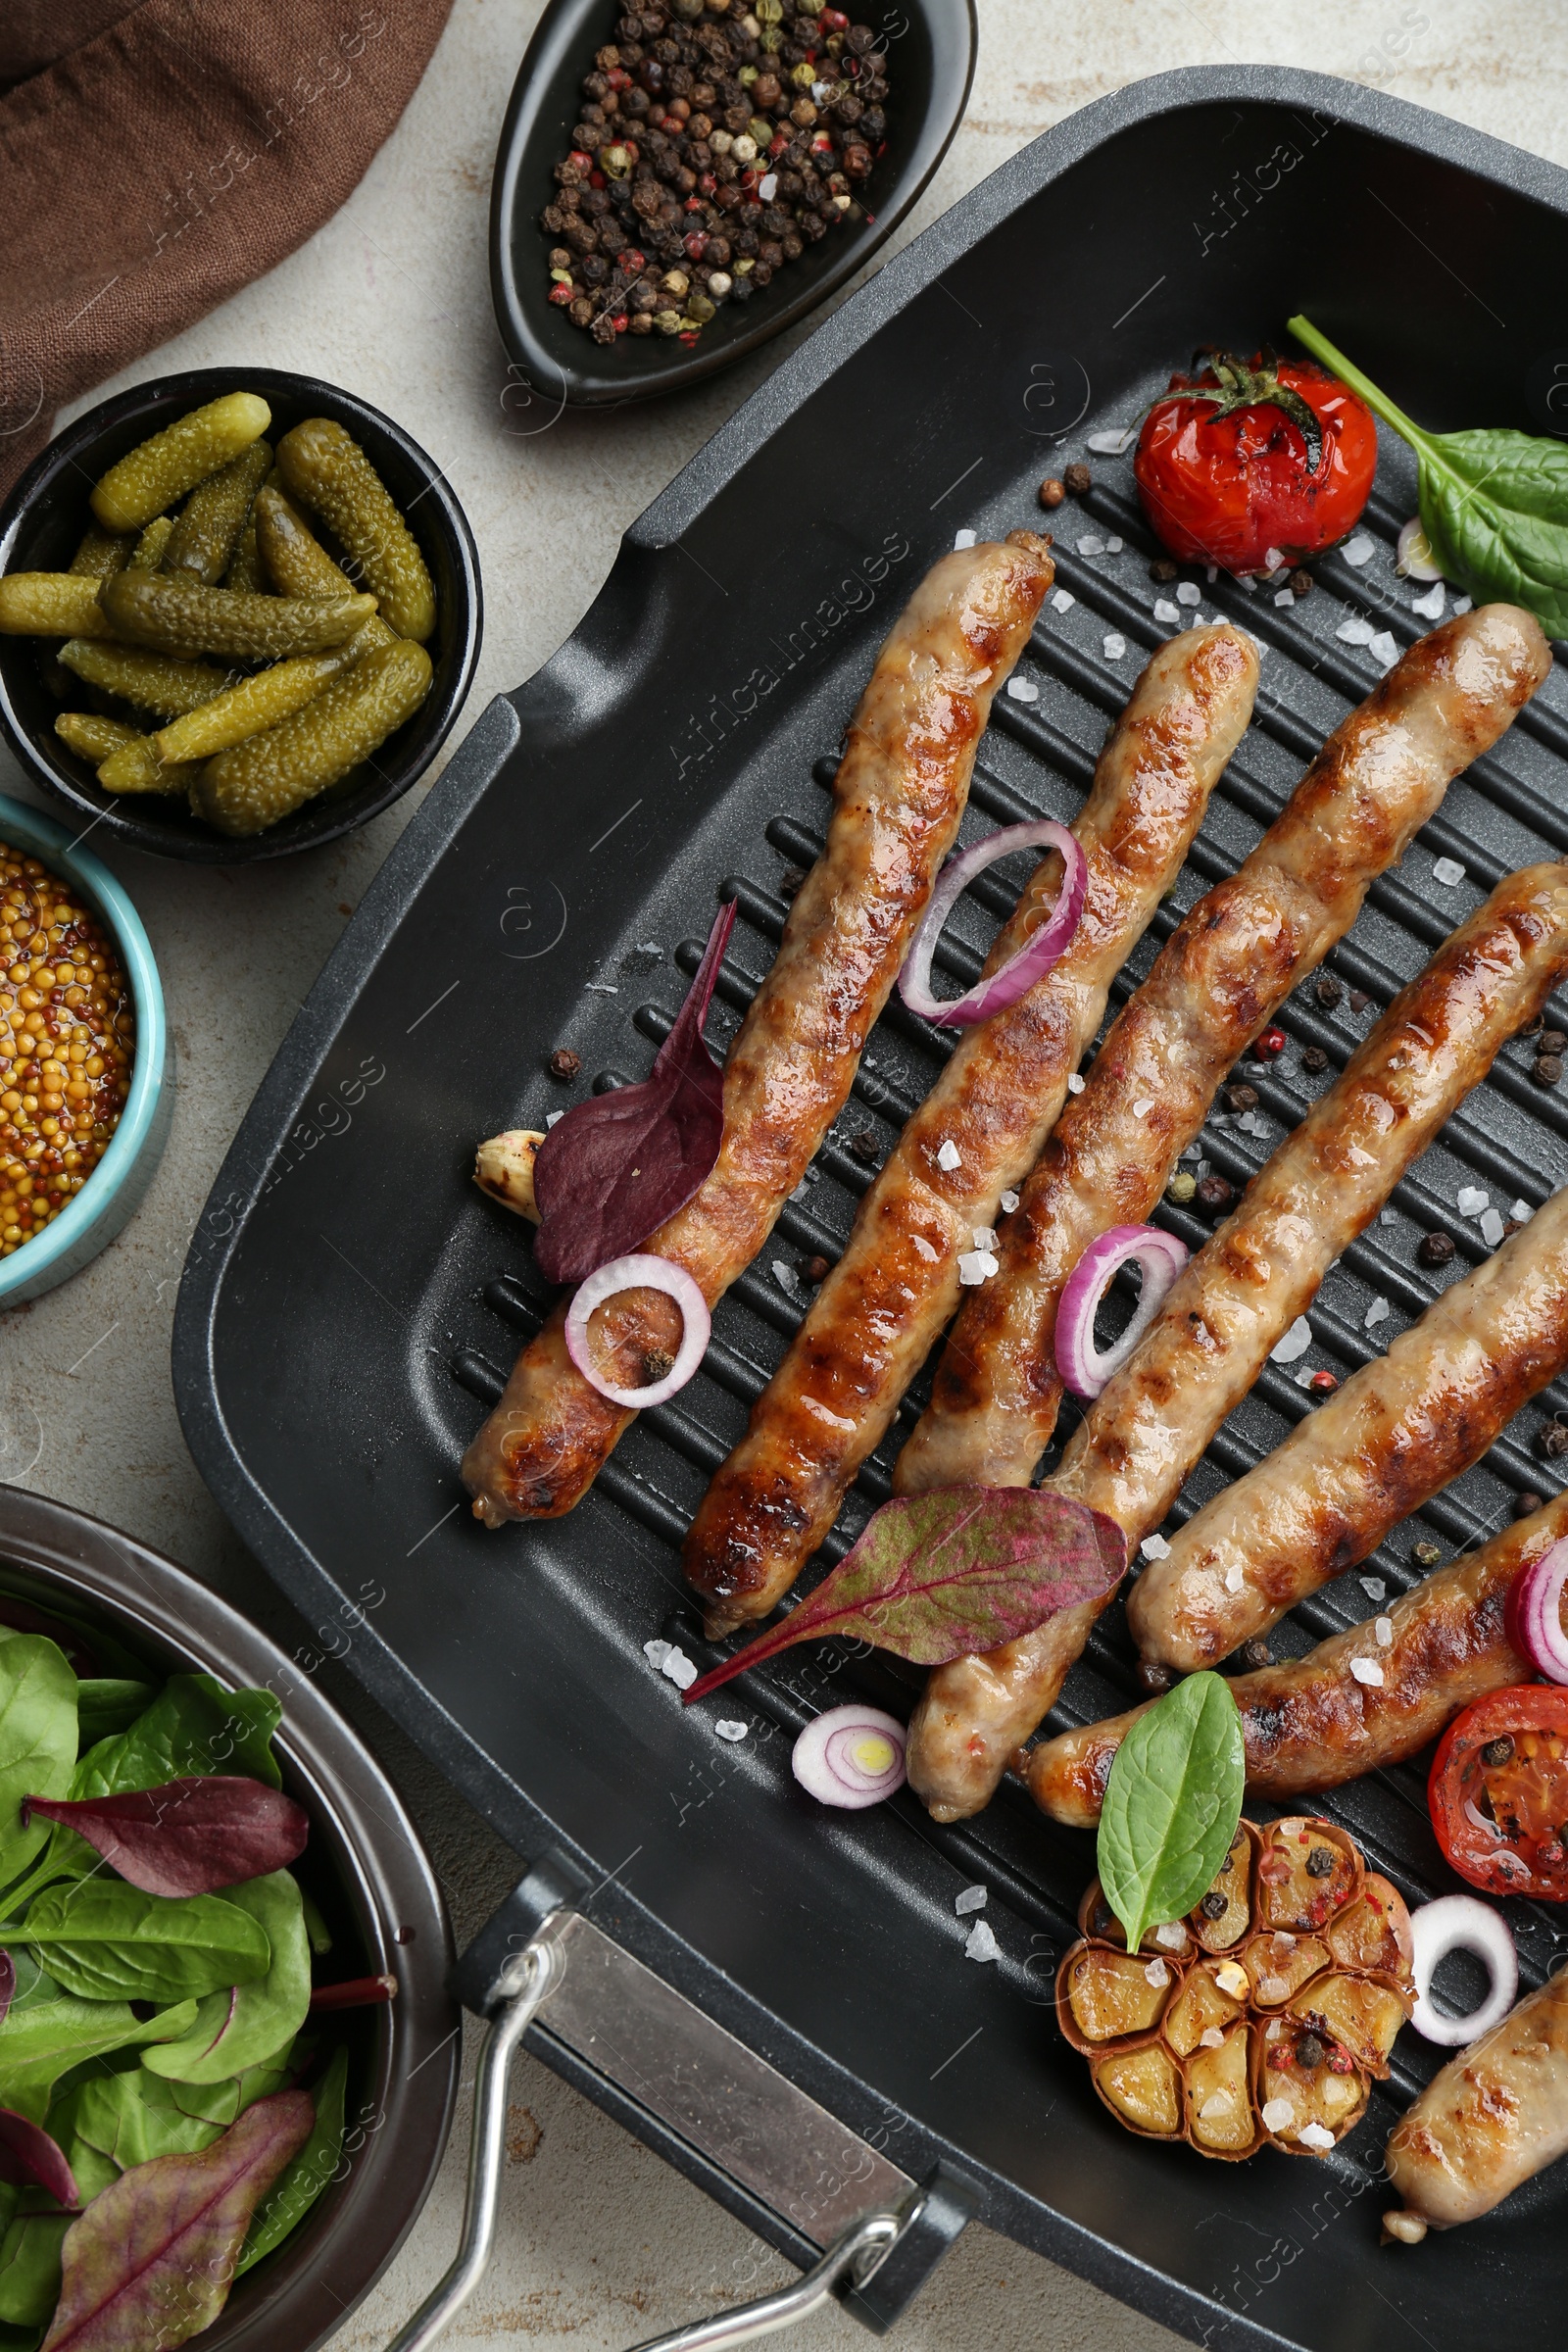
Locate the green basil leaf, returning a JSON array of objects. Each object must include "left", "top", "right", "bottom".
[
  {"left": 73, "top": 1676, "right": 283, "bottom": 1800},
  {"left": 235, "top": 2045, "right": 348, "bottom": 2277},
  {"left": 73, "top": 1685, "right": 156, "bottom": 1751},
  {"left": 0, "top": 2212, "right": 68, "bottom": 2330},
  {"left": 3, "top": 1885, "right": 270, "bottom": 2006},
  {"left": 0, "top": 1998, "right": 199, "bottom": 2124},
  {"left": 0, "top": 1642, "right": 77, "bottom": 1889},
  {"left": 1097, "top": 1670, "right": 1245, "bottom": 1954},
  {"left": 142, "top": 1874, "right": 310, "bottom": 2085}
]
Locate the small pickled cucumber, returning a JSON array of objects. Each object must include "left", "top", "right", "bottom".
[
  {"left": 97, "top": 737, "right": 202, "bottom": 796},
  {"left": 276, "top": 418, "right": 435, "bottom": 641},
  {"left": 98, "top": 567, "right": 377, "bottom": 661},
  {"left": 69, "top": 524, "right": 134, "bottom": 581},
  {"left": 153, "top": 647, "right": 355, "bottom": 762},
  {"left": 90, "top": 392, "right": 271, "bottom": 532},
  {"left": 133, "top": 515, "right": 175, "bottom": 569},
  {"left": 164, "top": 439, "right": 273, "bottom": 585},
  {"left": 194, "top": 638, "right": 432, "bottom": 836},
  {"left": 55, "top": 712, "right": 142, "bottom": 763},
  {"left": 59, "top": 637, "right": 236, "bottom": 717},
  {"left": 253, "top": 487, "right": 395, "bottom": 645},
  {"left": 223, "top": 503, "right": 267, "bottom": 594},
  {"left": 0, "top": 574, "right": 118, "bottom": 638}
]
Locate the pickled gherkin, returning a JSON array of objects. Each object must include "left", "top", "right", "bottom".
[
  {"left": 194, "top": 638, "right": 433, "bottom": 836},
  {"left": 164, "top": 439, "right": 273, "bottom": 584},
  {"left": 55, "top": 712, "right": 141, "bottom": 764},
  {"left": 90, "top": 392, "right": 271, "bottom": 532},
  {"left": 276, "top": 418, "right": 435, "bottom": 640},
  {"left": 0, "top": 574, "right": 118, "bottom": 638},
  {"left": 59, "top": 637, "right": 236, "bottom": 718},
  {"left": 153, "top": 646, "right": 357, "bottom": 763},
  {"left": 253, "top": 489, "right": 395, "bottom": 646},
  {"left": 69, "top": 524, "right": 134, "bottom": 580},
  {"left": 133, "top": 515, "right": 174, "bottom": 569},
  {"left": 98, "top": 566, "right": 377, "bottom": 661},
  {"left": 97, "top": 737, "right": 202, "bottom": 796},
  {"left": 223, "top": 503, "right": 267, "bottom": 594}
]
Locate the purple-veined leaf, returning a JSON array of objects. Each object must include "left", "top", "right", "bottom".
[
  {"left": 532, "top": 900, "right": 736, "bottom": 1283},
  {"left": 684, "top": 1486, "right": 1127, "bottom": 1702},
  {"left": 0, "top": 2106, "right": 77, "bottom": 2205},
  {"left": 22, "top": 1777, "right": 309, "bottom": 1897}
]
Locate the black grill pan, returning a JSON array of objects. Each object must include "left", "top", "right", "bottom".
[{"left": 174, "top": 67, "right": 1568, "bottom": 2352}]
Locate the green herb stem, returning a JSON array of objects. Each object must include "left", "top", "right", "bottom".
[{"left": 1286, "top": 314, "right": 1433, "bottom": 457}]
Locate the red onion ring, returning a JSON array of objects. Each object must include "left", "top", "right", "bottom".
[
  {"left": 1409, "top": 1894, "right": 1518, "bottom": 2047},
  {"left": 1504, "top": 1536, "right": 1568, "bottom": 1683},
  {"left": 898, "top": 819, "right": 1088, "bottom": 1027},
  {"left": 564, "top": 1253, "right": 710, "bottom": 1408},
  {"left": 1055, "top": 1224, "right": 1191, "bottom": 1397},
  {"left": 791, "top": 1705, "right": 906, "bottom": 1808}
]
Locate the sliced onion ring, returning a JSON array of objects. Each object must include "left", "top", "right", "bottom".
[
  {"left": 1395, "top": 517, "right": 1444, "bottom": 581},
  {"left": 898, "top": 819, "right": 1088, "bottom": 1028},
  {"left": 792, "top": 1705, "right": 906, "bottom": 1809},
  {"left": 1055, "top": 1224, "right": 1191, "bottom": 1397},
  {"left": 1504, "top": 1536, "right": 1568, "bottom": 1683},
  {"left": 1408, "top": 1894, "right": 1518, "bottom": 2047},
  {"left": 564, "top": 1253, "right": 710, "bottom": 1408}
]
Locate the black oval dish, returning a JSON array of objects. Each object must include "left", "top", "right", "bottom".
[
  {"left": 0, "top": 368, "right": 482, "bottom": 865},
  {"left": 0, "top": 1482, "right": 459, "bottom": 2352},
  {"left": 488, "top": 0, "right": 976, "bottom": 410}
]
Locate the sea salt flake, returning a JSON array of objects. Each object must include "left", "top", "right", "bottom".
[
  {"left": 1481, "top": 1207, "right": 1505, "bottom": 1247},
  {"left": 957, "top": 1250, "right": 999, "bottom": 1286},
  {"left": 1052, "top": 589, "right": 1076, "bottom": 613},
  {"left": 1381, "top": 1209, "right": 1396, "bottom": 1225},
  {"left": 1360, "top": 1576, "right": 1386, "bottom": 1601},
  {"left": 643, "top": 1640, "right": 672, "bottom": 1670},
  {"left": 972, "top": 1225, "right": 999, "bottom": 1251},
  {"left": 1365, "top": 1297, "right": 1391, "bottom": 1330},
  {"left": 1238, "top": 1110, "right": 1264, "bottom": 1136},
  {"left": 545, "top": 1111, "right": 564, "bottom": 1127},
  {"left": 772, "top": 1259, "right": 801, "bottom": 1298},
  {"left": 1432, "top": 855, "right": 1467, "bottom": 888},
  {"left": 1198, "top": 2092, "right": 1230, "bottom": 2122},
  {"left": 1455, "top": 1185, "right": 1489, "bottom": 1217},
  {"left": 956, "top": 1885, "right": 988, "bottom": 1915},
  {"left": 714, "top": 1720, "right": 748, "bottom": 1741},
  {"left": 1514, "top": 1200, "right": 1533, "bottom": 1223},
  {"left": 937, "top": 1139, "right": 961, "bottom": 1171},
  {"left": 964, "top": 1920, "right": 1001, "bottom": 1962},
  {"left": 1181, "top": 1141, "right": 1203, "bottom": 1162},
  {"left": 1274, "top": 589, "right": 1296, "bottom": 607},
  {"left": 1106, "top": 536, "right": 1124, "bottom": 553},
  {"left": 1067, "top": 1073, "right": 1085, "bottom": 1095},
  {"left": 1086, "top": 425, "right": 1137, "bottom": 454},
  {"left": 1004, "top": 676, "right": 1040, "bottom": 704},
  {"left": 1142, "top": 1533, "right": 1171, "bottom": 1561},
  {"left": 1412, "top": 580, "right": 1446, "bottom": 619},
  {"left": 1299, "top": 2122, "right": 1337, "bottom": 2151},
  {"left": 584, "top": 981, "right": 618, "bottom": 994},
  {"left": 1349, "top": 1656, "right": 1385, "bottom": 1687},
  {"left": 953, "top": 527, "right": 977, "bottom": 551},
  {"left": 1263, "top": 548, "right": 1285, "bottom": 573},
  {"left": 1452, "top": 594, "right": 1473, "bottom": 613},
  {"left": 1342, "top": 533, "right": 1376, "bottom": 566},
  {"left": 1369, "top": 629, "right": 1399, "bottom": 671},
  {"left": 1144, "top": 1958, "right": 1170, "bottom": 1988},
  {"left": 758, "top": 172, "right": 778, "bottom": 199},
  {"left": 1153, "top": 598, "right": 1181, "bottom": 623},
  {"left": 1176, "top": 580, "right": 1201, "bottom": 606},
  {"left": 661, "top": 1647, "right": 698, "bottom": 1690},
  {"left": 1200, "top": 2027, "right": 1226, "bottom": 2049},
  {"left": 1102, "top": 632, "right": 1127, "bottom": 661},
  {"left": 1133, "top": 1098, "right": 1153, "bottom": 1118},
  {"left": 1375, "top": 1615, "right": 1395, "bottom": 1646},
  {"left": 1239, "top": 572, "right": 1258, "bottom": 591},
  {"left": 1260, "top": 1976, "right": 1289, "bottom": 2002},
  {"left": 911, "top": 1236, "right": 939, "bottom": 1263},
  {"left": 1154, "top": 1921, "right": 1186, "bottom": 1949},
  {"left": 1294, "top": 1364, "right": 1319, "bottom": 1389},
  {"left": 1077, "top": 534, "right": 1106, "bottom": 557},
  {"left": 1224, "top": 1563, "right": 1246, "bottom": 1593},
  {"left": 1271, "top": 1315, "right": 1313, "bottom": 1364},
  {"left": 1000, "top": 1189, "right": 1020, "bottom": 1214},
  {"left": 1261, "top": 2097, "right": 1295, "bottom": 2132},
  {"left": 1336, "top": 615, "right": 1376, "bottom": 645}
]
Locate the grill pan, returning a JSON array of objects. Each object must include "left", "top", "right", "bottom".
[{"left": 174, "top": 67, "right": 1568, "bottom": 2352}]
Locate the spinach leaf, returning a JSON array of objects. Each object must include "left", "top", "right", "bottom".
[
  {"left": 1097, "top": 1671, "right": 1245, "bottom": 1954},
  {"left": 236, "top": 2046, "right": 348, "bottom": 2277},
  {"left": 73, "top": 1687, "right": 154, "bottom": 1751},
  {"left": 142, "top": 1874, "right": 310, "bottom": 2084},
  {"left": 1289, "top": 315, "right": 1568, "bottom": 635},
  {"left": 0, "top": 1997, "right": 198, "bottom": 2124},
  {"left": 0, "top": 2212, "right": 68, "bottom": 2330},
  {"left": 74, "top": 1676, "right": 283, "bottom": 1799},
  {"left": 0, "top": 1642, "right": 77, "bottom": 1890},
  {"left": 300, "top": 1888, "right": 332, "bottom": 1957},
  {"left": 0, "top": 1885, "right": 270, "bottom": 2006}
]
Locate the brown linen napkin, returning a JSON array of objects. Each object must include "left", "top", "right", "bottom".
[{"left": 0, "top": 0, "right": 457, "bottom": 500}]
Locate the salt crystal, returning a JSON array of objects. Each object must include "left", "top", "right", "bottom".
[
  {"left": 1106, "top": 536, "right": 1124, "bottom": 553},
  {"left": 1052, "top": 589, "right": 1076, "bottom": 613},
  {"left": 1274, "top": 589, "right": 1296, "bottom": 607},
  {"left": 1077, "top": 534, "right": 1106, "bottom": 557},
  {"left": 1294, "top": 1364, "right": 1319, "bottom": 1388},
  {"left": 1200, "top": 2027, "right": 1226, "bottom": 2049},
  {"left": 1513, "top": 1200, "right": 1533, "bottom": 1223},
  {"left": 662, "top": 1647, "right": 698, "bottom": 1690},
  {"left": 1299, "top": 2122, "right": 1336, "bottom": 2151},
  {"left": 1365, "top": 1297, "right": 1391, "bottom": 1330},
  {"left": 911, "top": 1236, "right": 940, "bottom": 1263},
  {"left": 584, "top": 981, "right": 618, "bottom": 994},
  {"left": 1261, "top": 2097, "right": 1294, "bottom": 2132},
  {"left": 758, "top": 172, "right": 778, "bottom": 200},
  {"left": 1000, "top": 1189, "right": 1020, "bottom": 1214},
  {"left": 1142, "top": 1533, "right": 1171, "bottom": 1561},
  {"left": 1133, "top": 1098, "right": 1153, "bottom": 1118},
  {"left": 1412, "top": 580, "right": 1446, "bottom": 619},
  {"left": 1260, "top": 1977, "right": 1288, "bottom": 2002},
  {"left": 1238, "top": 1110, "right": 1262, "bottom": 1135},
  {"left": 1432, "top": 856, "right": 1466, "bottom": 887},
  {"left": 1264, "top": 547, "right": 1286, "bottom": 571},
  {"left": 1180, "top": 1142, "right": 1203, "bottom": 1162},
  {"left": 1102, "top": 632, "right": 1127, "bottom": 661},
  {"left": 1360, "top": 1576, "right": 1386, "bottom": 1601},
  {"left": 956, "top": 1885, "right": 987, "bottom": 1915},
  {"left": 953, "top": 528, "right": 977, "bottom": 551},
  {"left": 1154, "top": 1921, "right": 1186, "bottom": 1949},
  {"left": 1176, "top": 581, "right": 1201, "bottom": 607},
  {"left": 1336, "top": 615, "right": 1376, "bottom": 645},
  {"left": 1375, "top": 1615, "right": 1395, "bottom": 1646},
  {"left": 1224, "top": 1563, "right": 1246, "bottom": 1593},
  {"left": 714, "top": 1720, "right": 748, "bottom": 1741},
  {"left": 1067, "top": 1073, "right": 1085, "bottom": 1095},
  {"left": 1481, "top": 1207, "right": 1505, "bottom": 1247},
  {"left": 957, "top": 1250, "right": 999, "bottom": 1285},
  {"left": 1086, "top": 425, "right": 1137, "bottom": 454},
  {"left": 1186, "top": 614, "right": 1208, "bottom": 631},
  {"left": 1452, "top": 594, "right": 1473, "bottom": 613},
  {"left": 1005, "top": 676, "right": 1040, "bottom": 703},
  {"left": 1198, "top": 2092, "right": 1229, "bottom": 2121},
  {"left": 1369, "top": 629, "right": 1399, "bottom": 671},
  {"left": 1144, "top": 1958, "right": 1170, "bottom": 1988},
  {"left": 972, "top": 1225, "right": 999, "bottom": 1250},
  {"left": 1349, "top": 1656, "right": 1385, "bottom": 1686},
  {"left": 1381, "top": 1209, "right": 1396, "bottom": 1225},
  {"left": 1239, "top": 572, "right": 1258, "bottom": 591},
  {"left": 545, "top": 1111, "right": 564, "bottom": 1127},
  {"left": 964, "top": 1919, "right": 1001, "bottom": 1962},
  {"left": 1271, "top": 1315, "right": 1312, "bottom": 1364},
  {"left": 772, "top": 1259, "right": 801, "bottom": 1298},
  {"left": 937, "top": 1139, "right": 961, "bottom": 1171},
  {"left": 643, "top": 1640, "right": 672, "bottom": 1669},
  {"left": 1455, "top": 1185, "right": 1489, "bottom": 1217},
  {"left": 1153, "top": 598, "right": 1181, "bottom": 623},
  {"left": 1342, "top": 533, "right": 1376, "bottom": 566}
]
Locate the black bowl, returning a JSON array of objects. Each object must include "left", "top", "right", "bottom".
[
  {"left": 0, "top": 368, "right": 482, "bottom": 864},
  {"left": 488, "top": 0, "right": 976, "bottom": 411},
  {"left": 0, "top": 1484, "right": 460, "bottom": 2351}
]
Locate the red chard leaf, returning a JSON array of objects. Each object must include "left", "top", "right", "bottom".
[
  {"left": 23, "top": 1777, "right": 309, "bottom": 1897},
  {"left": 683, "top": 1486, "right": 1127, "bottom": 1703},
  {"left": 532, "top": 899, "right": 736, "bottom": 1284},
  {"left": 41, "top": 2089, "right": 314, "bottom": 2352},
  {"left": 0, "top": 2107, "right": 77, "bottom": 2206}
]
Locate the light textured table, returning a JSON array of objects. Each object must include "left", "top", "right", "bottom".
[{"left": 6, "top": 2, "right": 1562, "bottom": 2343}]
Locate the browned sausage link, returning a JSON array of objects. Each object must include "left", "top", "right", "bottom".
[
  {"left": 681, "top": 624, "right": 1260, "bottom": 1630},
  {"left": 1132, "top": 1180, "right": 1568, "bottom": 1672},
  {"left": 898, "top": 604, "right": 1553, "bottom": 1494},
  {"left": 1385, "top": 1971, "right": 1568, "bottom": 2239},
  {"left": 1025, "top": 1490, "right": 1568, "bottom": 1829},
  {"left": 461, "top": 532, "right": 1054, "bottom": 1526}
]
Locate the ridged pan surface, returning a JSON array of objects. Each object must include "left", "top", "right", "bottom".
[{"left": 174, "top": 67, "right": 1568, "bottom": 2352}]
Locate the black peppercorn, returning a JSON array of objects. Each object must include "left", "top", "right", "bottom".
[
  {"left": 1534, "top": 1054, "right": 1563, "bottom": 1089},
  {"left": 777, "top": 864, "right": 808, "bottom": 900},
  {"left": 548, "top": 1049, "right": 581, "bottom": 1080},
  {"left": 1290, "top": 569, "right": 1314, "bottom": 597},
  {"left": 642, "top": 1348, "right": 676, "bottom": 1383},
  {"left": 1200, "top": 1889, "right": 1228, "bottom": 1920},
  {"left": 1538, "top": 1418, "right": 1568, "bottom": 1460},
  {"left": 1305, "top": 1845, "right": 1335, "bottom": 1879},
  {"left": 1416, "top": 1231, "right": 1455, "bottom": 1268},
  {"left": 1195, "top": 1173, "right": 1234, "bottom": 1214},
  {"left": 1150, "top": 558, "right": 1179, "bottom": 582},
  {"left": 1239, "top": 1638, "right": 1271, "bottom": 1670},
  {"left": 1222, "top": 1083, "right": 1258, "bottom": 1113},
  {"left": 1300, "top": 1046, "right": 1328, "bottom": 1074},
  {"left": 849, "top": 1128, "right": 880, "bottom": 1163},
  {"left": 1062, "top": 461, "right": 1092, "bottom": 494},
  {"left": 1137, "top": 1660, "right": 1173, "bottom": 1695},
  {"left": 1313, "top": 974, "right": 1342, "bottom": 1009},
  {"left": 1542, "top": 1029, "right": 1567, "bottom": 1055},
  {"left": 1297, "top": 2031, "right": 1326, "bottom": 2070},
  {"left": 1515, "top": 1491, "right": 1544, "bottom": 1519},
  {"left": 1482, "top": 1735, "right": 1516, "bottom": 1768},
  {"left": 1521, "top": 1012, "right": 1545, "bottom": 1040},
  {"left": 799, "top": 1254, "right": 831, "bottom": 1283}
]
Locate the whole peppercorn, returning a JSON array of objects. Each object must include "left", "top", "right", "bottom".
[
  {"left": 1481, "top": 1735, "right": 1516, "bottom": 1767},
  {"left": 1305, "top": 1845, "right": 1336, "bottom": 1879},
  {"left": 777, "top": 863, "right": 808, "bottom": 899},
  {"left": 1138, "top": 1660, "right": 1174, "bottom": 1695},
  {"left": 1038, "top": 477, "right": 1065, "bottom": 510},
  {"left": 1062, "top": 461, "right": 1092, "bottom": 494},
  {"left": 1222, "top": 1082, "right": 1258, "bottom": 1113},
  {"left": 1534, "top": 1054, "right": 1564, "bottom": 1089},
  {"left": 1416, "top": 1230, "right": 1456, "bottom": 1269},
  {"left": 548, "top": 1048, "right": 581, "bottom": 1080},
  {"left": 1542, "top": 1029, "right": 1568, "bottom": 1055},
  {"left": 849, "top": 1128, "right": 880, "bottom": 1163},
  {"left": 1297, "top": 2031, "right": 1326, "bottom": 2070},
  {"left": 1290, "top": 569, "right": 1314, "bottom": 598},
  {"left": 1199, "top": 1888, "right": 1228, "bottom": 1920},
  {"left": 1252, "top": 1025, "right": 1287, "bottom": 1061},
  {"left": 1300, "top": 1046, "right": 1329, "bottom": 1074},
  {"left": 1239, "top": 1637, "right": 1272, "bottom": 1670},
  {"left": 1166, "top": 1170, "right": 1198, "bottom": 1206},
  {"left": 1308, "top": 1369, "right": 1340, "bottom": 1396},
  {"left": 1537, "top": 1418, "right": 1568, "bottom": 1460},
  {"left": 1314, "top": 973, "right": 1344, "bottom": 1010},
  {"left": 1195, "top": 1173, "right": 1234, "bottom": 1214},
  {"left": 1150, "top": 557, "right": 1179, "bottom": 583},
  {"left": 799, "top": 1253, "right": 831, "bottom": 1283},
  {"left": 1412, "top": 1539, "right": 1443, "bottom": 1568},
  {"left": 1521, "top": 1012, "right": 1545, "bottom": 1040},
  {"left": 1515, "top": 1491, "right": 1545, "bottom": 1520},
  {"left": 642, "top": 1348, "right": 676, "bottom": 1384}
]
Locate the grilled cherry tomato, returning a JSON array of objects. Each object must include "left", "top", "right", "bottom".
[
  {"left": 1428, "top": 1687, "right": 1568, "bottom": 1900},
  {"left": 1134, "top": 350, "right": 1378, "bottom": 577}
]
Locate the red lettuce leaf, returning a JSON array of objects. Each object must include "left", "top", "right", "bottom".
[
  {"left": 0, "top": 2106, "right": 77, "bottom": 2206},
  {"left": 684, "top": 1486, "right": 1128, "bottom": 1702},
  {"left": 41, "top": 2090, "right": 314, "bottom": 2352},
  {"left": 532, "top": 900, "right": 736, "bottom": 1284},
  {"left": 23, "top": 1777, "right": 309, "bottom": 1897}
]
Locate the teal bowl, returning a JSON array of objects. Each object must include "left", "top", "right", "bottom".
[{"left": 0, "top": 793, "right": 171, "bottom": 1304}]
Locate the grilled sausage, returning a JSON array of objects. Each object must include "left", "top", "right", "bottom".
[
  {"left": 1025, "top": 1490, "right": 1568, "bottom": 1828},
  {"left": 462, "top": 532, "right": 1056, "bottom": 1525},
  {"left": 1133, "top": 1180, "right": 1568, "bottom": 1671},
  {"left": 899, "top": 603, "right": 1553, "bottom": 1493},
  {"left": 1385, "top": 1972, "right": 1568, "bottom": 2238},
  {"left": 681, "top": 624, "right": 1260, "bottom": 1628}
]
